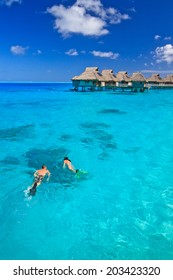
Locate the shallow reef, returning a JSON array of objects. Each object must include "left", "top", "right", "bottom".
[
  {"left": 79, "top": 121, "right": 117, "bottom": 159},
  {"left": 0, "top": 156, "right": 20, "bottom": 165},
  {"left": 80, "top": 121, "right": 110, "bottom": 129},
  {"left": 80, "top": 137, "right": 94, "bottom": 145},
  {"left": 98, "top": 108, "right": 126, "bottom": 114},
  {"left": 24, "top": 146, "right": 77, "bottom": 186},
  {"left": 59, "top": 134, "right": 73, "bottom": 141},
  {"left": 0, "top": 124, "right": 35, "bottom": 141}
]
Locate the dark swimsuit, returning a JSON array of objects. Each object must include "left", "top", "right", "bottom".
[
  {"left": 34, "top": 174, "right": 44, "bottom": 184},
  {"left": 29, "top": 174, "right": 44, "bottom": 196}
]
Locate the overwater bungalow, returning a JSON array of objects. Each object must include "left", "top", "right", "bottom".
[
  {"left": 71, "top": 67, "right": 173, "bottom": 92},
  {"left": 101, "top": 69, "right": 117, "bottom": 89},
  {"left": 129, "top": 72, "right": 146, "bottom": 92},
  {"left": 71, "top": 67, "right": 102, "bottom": 91},
  {"left": 162, "top": 74, "right": 173, "bottom": 87},
  {"left": 115, "top": 71, "right": 131, "bottom": 88},
  {"left": 147, "top": 73, "right": 162, "bottom": 84},
  {"left": 146, "top": 74, "right": 163, "bottom": 88}
]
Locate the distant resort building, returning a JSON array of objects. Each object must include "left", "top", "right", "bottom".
[
  {"left": 101, "top": 69, "right": 117, "bottom": 89},
  {"left": 116, "top": 71, "right": 131, "bottom": 88},
  {"left": 72, "top": 67, "right": 173, "bottom": 92},
  {"left": 129, "top": 72, "right": 146, "bottom": 92},
  {"left": 72, "top": 67, "right": 102, "bottom": 91},
  {"left": 147, "top": 74, "right": 173, "bottom": 89},
  {"left": 147, "top": 74, "right": 162, "bottom": 87},
  {"left": 162, "top": 74, "right": 173, "bottom": 86}
]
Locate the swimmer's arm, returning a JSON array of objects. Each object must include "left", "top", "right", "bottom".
[
  {"left": 63, "top": 162, "right": 66, "bottom": 169},
  {"left": 34, "top": 171, "right": 38, "bottom": 177}
]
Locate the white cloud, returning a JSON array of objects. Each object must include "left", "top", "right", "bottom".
[
  {"left": 65, "top": 48, "right": 78, "bottom": 56},
  {"left": 141, "top": 69, "right": 173, "bottom": 74},
  {"left": 33, "top": 49, "right": 42, "bottom": 55},
  {"left": 76, "top": 0, "right": 130, "bottom": 24},
  {"left": 91, "top": 50, "right": 119, "bottom": 59},
  {"left": 10, "top": 45, "right": 28, "bottom": 55},
  {"left": 47, "top": 5, "right": 108, "bottom": 37},
  {"left": 127, "top": 7, "right": 136, "bottom": 12},
  {"left": 76, "top": 0, "right": 103, "bottom": 16},
  {"left": 1, "top": 0, "right": 22, "bottom": 6},
  {"left": 47, "top": 0, "right": 130, "bottom": 37},
  {"left": 154, "top": 35, "right": 161, "bottom": 40},
  {"left": 155, "top": 44, "right": 173, "bottom": 64},
  {"left": 164, "top": 36, "right": 171, "bottom": 41},
  {"left": 37, "top": 50, "right": 42, "bottom": 54}
]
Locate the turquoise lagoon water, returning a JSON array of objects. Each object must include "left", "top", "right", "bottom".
[{"left": 0, "top": 83, "right": 173, "bottom": 260}]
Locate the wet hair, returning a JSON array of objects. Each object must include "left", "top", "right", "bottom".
[
  {"left": 42, "top": 164, "right": 46, "bottom": 169},
  {"left": 64, "top": 157, "right": 71, "bottom": 161}
]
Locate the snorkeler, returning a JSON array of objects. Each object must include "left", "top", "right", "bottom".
[
  {"left": 63, "top": 157, "right": 78, "bottom": 173},
  {"left": 63, "top": 157, "right": 88, "bottom": 178},
  {"left": 29, "top": 164, "right": 50, "bottom": 195}
]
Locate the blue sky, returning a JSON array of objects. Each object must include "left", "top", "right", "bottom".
[{"left": 0, "top": 0, "right": 173, "bottom": 82}]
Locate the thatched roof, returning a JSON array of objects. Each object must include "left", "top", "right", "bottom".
[
  {"left": 116, "top": 71, "right": 131, "bottom": 82},
  {"left": 72, "top": 67, "right": 102, "bottom": 81},
  {"left": 130, "top": 72, "right": 146, "bottom": 82},
  {"left": 101, "top": 69, "right": 117, "bottom": 82},
  {"left": 146, "top": 74, "right": 162, "bottom": 83},
  {"left": 162, "top": 74, "right": 173, "bottom": 83},
  {"left": 72, "top": 67, "right": 173, "bottom": 84},
  {"left": 72, "top": 75, "right": 79, "bottom": 80},
  {"left": 85, "top": 67, "right": 98, "bottom": 72}
]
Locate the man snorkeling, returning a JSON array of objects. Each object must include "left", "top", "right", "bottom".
[
  {"left": 63, "top": 157, "right": 78, "bottom": 173},
  {"left": 63, "top": 156, "right": 88, "bottom": 178},
  {"left": 29, "top": 164, "right": 50, "bottom": 195}
]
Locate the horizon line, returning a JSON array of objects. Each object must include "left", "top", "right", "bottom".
[{"left": 0, "top": 81, "right": 72, "bottom": 84}]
